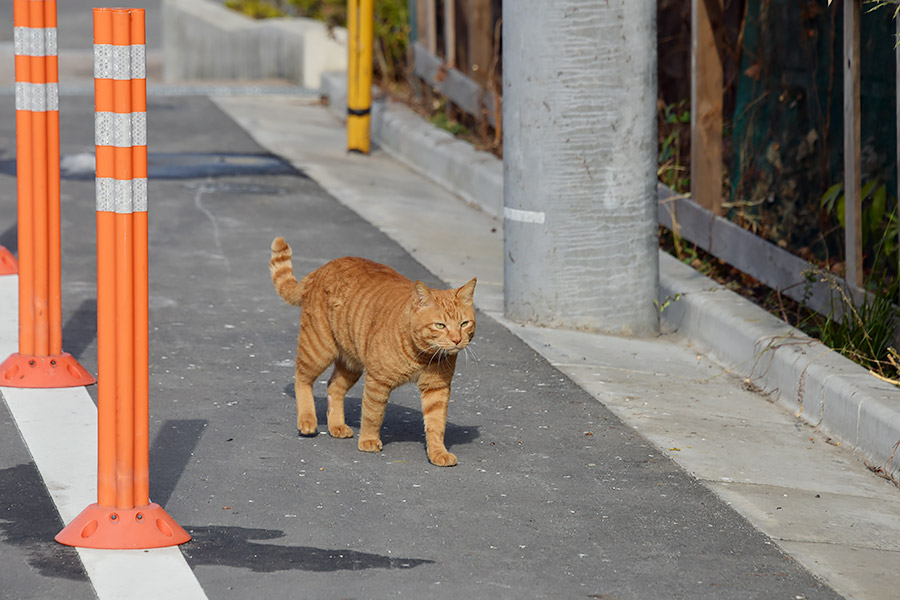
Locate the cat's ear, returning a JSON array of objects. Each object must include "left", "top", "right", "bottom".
[
  {"left": 456, "top": 278, "right": 477, "bottom": 306},
  {"left": 413, "top": 281, "right": 435, "bottom": 309}
]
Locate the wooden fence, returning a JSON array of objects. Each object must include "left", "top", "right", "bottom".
[
  {"left": 410, "top": 0, "right": 501, "bottom": 127},
  {"left": 676, "top": 0, "right": 893, "bottom": 318}
]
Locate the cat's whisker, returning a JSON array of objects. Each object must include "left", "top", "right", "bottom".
[
  {"left": 416, "top": 344, "right": 442, "bottom": 361},
  {"left": 427, "top": 347, "right": 444, "bottom": 369},
  {"left": 459, "top": 346, "right": 480, "bottom": 378}
]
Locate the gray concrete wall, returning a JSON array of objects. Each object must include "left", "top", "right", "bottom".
[
  {"left": 502, "top": 0, "right": 660, "bottom": 335},
  {"left": 162, "top": 0, "right": 347, "bottom": 89}
]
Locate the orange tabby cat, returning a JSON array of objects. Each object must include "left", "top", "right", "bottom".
[{"left": 269, "top": 236, "right": 476, "bottom": 467}]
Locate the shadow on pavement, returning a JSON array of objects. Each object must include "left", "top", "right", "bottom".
[
  {"left": 284, "top": 388, "right": 481, "bottom": 450},
  {"left": 181, "top": 524, "right": 433, "bottom": 572},
  {"left": 0, "top": 463, "right": 89, "bottom": 581},
  {"left": 0, "top": 152, "right": 306, "bottom": 182},
  {"left": 151, "top": 419, "right": 208, "bottom": 507},
  {"left": 0, "top": 224, "right": 15, "bottom": 253},
  {"left": 60, "top": 298, "right": 97, "bottom": 362}
]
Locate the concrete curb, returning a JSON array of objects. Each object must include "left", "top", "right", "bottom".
[
  {"left": 160, "top": 2, "right": 900, "bottom": 482},
  {"left": 659, "top": 252, "right": 900, "bottom": 481},
  {"left": 162, "top": 0, "right": 346, "bottom": 90}
]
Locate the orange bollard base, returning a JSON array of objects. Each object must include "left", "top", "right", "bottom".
[
  {"left": 56, "top": 502, "right": 191, "bottom": 549},
  {"left": 0, "top": 353, "right": 96, "bottom": 388},
  {"left": 0, "top": 246, "right": 16, "bottom": 275}
]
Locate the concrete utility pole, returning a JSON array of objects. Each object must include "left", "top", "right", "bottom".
[{"left": 503, "top": 0, "right": 659, "bottom": 335}]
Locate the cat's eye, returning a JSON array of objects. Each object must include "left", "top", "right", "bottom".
[
  {"left": 434, "top": 323, "right": 446, "bottom": 329},
  {"left": 460, "top": 321, "right": 470, "bottom": 327}
]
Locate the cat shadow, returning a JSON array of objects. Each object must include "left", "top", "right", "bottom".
[{"left": 283, "top": 384, "right": 480, "bottom": 450}]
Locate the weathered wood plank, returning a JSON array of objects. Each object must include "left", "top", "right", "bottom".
[
  {"left": 467, "top": 0, "right": 493, "bottom": 86},
  {"left": 444, "top": 0, "right": 457, "bottom": 66},
  {"left": 658, "top": 185, "right": 848, "bottom": 321},
  {"left": 426, "top": 0, "right": 438, "bottom": 55},
  {"left": 415, "top": 0, "right": 429, "bottom": 51},
  {"left": 690, "top": 0, "right": 724, "bottom": 215},
  {"left": 844, "top": 0, "right": 863, "bottom": 287},
  {"left": 413, "top": 42, "right": 498, "bottom": 127}
]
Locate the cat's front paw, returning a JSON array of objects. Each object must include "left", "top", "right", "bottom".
[
  {"left": 329, "top": 424, "right": 354, "bottom": 439},
  {"left": 428, "top": 450, "right": 458, "bottom": 467},
  {"left": 298, "top": 417, "right": 319, "bottom": 437},
  {"left": 358, "top": 438, "right": 383, "bottom": 453}
]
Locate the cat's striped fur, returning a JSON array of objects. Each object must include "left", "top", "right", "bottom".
[{"left": 270, "top": 236, "right": 476, "bottom": 467}]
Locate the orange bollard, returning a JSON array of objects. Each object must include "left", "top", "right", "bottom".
[
  {"left": 0, "top": 246, "right": 16, "bottom": 275},
  {"left": 56, "top": 8, "right": 189, "bottom": 549},
  {"left": 0, "top": 0, "right": 93, "bottom": 387}
]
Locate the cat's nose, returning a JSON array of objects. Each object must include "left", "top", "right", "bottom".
[{"left": 450, "top": 335, "right": 462, "bottom": 346}]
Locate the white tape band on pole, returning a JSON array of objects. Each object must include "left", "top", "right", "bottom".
[
  {"left": 93, "top": 44, "right": 111, "bottom": 80},
  {"left": 112, "top": 113, "right": 133, "bottom": 148},
  {"left": 132, "top": 112, "right": 147, "bottom": 146},
  {"left": 504, "top": 207, "right": 546, "bottom": 225},
  {"left": 112, "top": 45, "right": 131, "bottom": 81},
  {"left": 131, "top": 45, "right": 146, "bottom": 79},
  {"left": 94, "top": 111, "right": 113, "bottom": 147},
  {"left": 114, "top": 178, "right": 133, "bottom": 214},
  {"left": 96, "top": 178, "right": 145, "bottom": 214},
  {"left": 15, "top": 82, "right": 59, "bottom": 112},
  {"left": 96, "top": 177, "right": 115, "bottom": 212},
  {"left": 14, "top": 27, "right": 58, "bottom": 57},
  {"left": 94, "top": 43, "right": 146, "bottom": 81},
  {"left": 95, "top": 112, "right": 147, "bottom": 148},
  {"left": 133, "top": 179, "right": 148, "bottom": 213}
]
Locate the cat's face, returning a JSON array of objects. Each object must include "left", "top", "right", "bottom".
[{"left": 411, "top": 279, "right": 477, "bottom": 355}]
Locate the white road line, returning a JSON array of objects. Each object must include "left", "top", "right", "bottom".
[{"left": 0, "top": 274, "right": 208, "bottom": 600}]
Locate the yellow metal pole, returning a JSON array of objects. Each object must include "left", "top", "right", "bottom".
[
  {"left": 347, "top": 0, "right": 358, "bottom": 143},
  {"left": 347, "top": 0, "right": 373, "bottom": 153}
]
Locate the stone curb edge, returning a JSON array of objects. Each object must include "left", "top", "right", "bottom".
[{"left": 659, "top": 252, "right": 900, "bottom": 481}]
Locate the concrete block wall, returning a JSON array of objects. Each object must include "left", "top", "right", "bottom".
[{"left": 162, "top": 0, "right": 346, "bottom": 89}]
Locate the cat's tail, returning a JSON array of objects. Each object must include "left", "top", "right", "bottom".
[{"left": 270, "top": 237, "right": 305, "bottom": 306}]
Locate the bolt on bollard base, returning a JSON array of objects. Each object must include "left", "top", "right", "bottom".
[{"left": 56, "top": 503, "right": 191, "bottom": 550}]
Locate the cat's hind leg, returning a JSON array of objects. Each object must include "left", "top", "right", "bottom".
[
  {"left": 294, "top": 318, "right": 337, "bottom": 436},
  {"left": 326, "top": 357, "right": 362, "bottom": 439}
]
